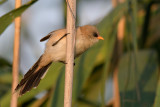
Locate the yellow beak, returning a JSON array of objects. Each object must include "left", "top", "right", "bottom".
[{"left": 97, "top": 36, "right": 104, "bottom": 40}]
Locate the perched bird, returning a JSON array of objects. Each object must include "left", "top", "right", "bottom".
[{"left": 15, "top": 25, "right": 104, "bottom": 96}]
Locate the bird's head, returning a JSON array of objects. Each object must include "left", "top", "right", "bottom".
[{"left": 80, "top": 25, "right": 104, "bottom": 43}]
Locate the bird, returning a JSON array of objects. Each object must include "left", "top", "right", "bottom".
[{"left": 15, "top": 25, "right": 104, "bottom": 96}]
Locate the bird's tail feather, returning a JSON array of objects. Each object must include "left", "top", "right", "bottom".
[{"left": 15, "top": 55, "right": 52, "bottom": 96}]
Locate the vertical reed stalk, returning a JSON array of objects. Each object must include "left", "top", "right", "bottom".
[
  {"left": 11, "top": 0, "right": 21, "bottom": 107},
  {"left": 64, "top": 0, "right": 76, "bottom": 107},
  {"left": 112, "top": 0, "right": 125, "bottom": 107}
]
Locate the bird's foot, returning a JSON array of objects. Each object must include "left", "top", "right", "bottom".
[
  {"left": 59, "top": 61, "right": 75, "bottom": 66},
  {"left": 59, "top": 61, "right": 67, "bottom": 64}
]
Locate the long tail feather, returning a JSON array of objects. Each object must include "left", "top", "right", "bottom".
[{"left": 15, "top": 55, "right": 52, "bottom": 96}]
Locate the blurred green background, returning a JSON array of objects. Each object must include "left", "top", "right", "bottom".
[{"left": 0, "top": 0, "right": 160, "bottom": 107}]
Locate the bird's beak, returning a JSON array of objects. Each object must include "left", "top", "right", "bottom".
[{"left": 97, "top": 36, "right": 104, "bottom": 40}]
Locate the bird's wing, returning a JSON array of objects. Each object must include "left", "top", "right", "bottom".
[
  {"left": 40, "top": 29, "right": 64, "bottom": 42},
  {"left": 44, "top": 29, "right": 69, "bottom": 47},
  {"left": 40, "top": 31, "right": 54, "bottom": 42},
  {"left": 40, "top": 34, "right": 52, "bottom": 42},
  {"left": 52, "top": 33, "right": 69, "bottom": 46}
]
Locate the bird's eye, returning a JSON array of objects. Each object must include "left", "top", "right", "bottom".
[{"left": 93, "top": 32, "right": 98, "bottom": 37}]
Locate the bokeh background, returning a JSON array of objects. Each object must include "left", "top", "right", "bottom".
[{"left": 0, "top": 0, "right": 160, "bottom": 107}]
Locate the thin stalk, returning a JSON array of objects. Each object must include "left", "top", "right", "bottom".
[
  {"left": 111, "top": 0, "right": 125, "bottom": 107},
  {"left": 112, "top": 17, "right": 125, "bottom": 107},
  {"left": 11, "top": 0, "right": 21, "bottom": 107},
  {"left": 64, "top": 0, "right": 76, "bottom": 107},
  {"left": 129, "top": 0, "right": 141, "bottom": 101}
]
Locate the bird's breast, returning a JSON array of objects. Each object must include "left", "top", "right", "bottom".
[{"left": 75, "top": 38, "right": 90, "bottom": 57}]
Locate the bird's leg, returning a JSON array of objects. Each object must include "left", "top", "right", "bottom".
[
  {"left": 59, "top": 61, "right": 75, "bottom": 66},
  {"left": 59, "top": 61, "right": 67, "bottom": 64}
]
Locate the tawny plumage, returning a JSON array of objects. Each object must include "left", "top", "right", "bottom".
[{"left": 15, "top": 25, "right": 104, "bottom": 96}]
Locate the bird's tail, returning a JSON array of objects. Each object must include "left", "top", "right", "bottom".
[{"left": 15, "top": 55, "right": 52, "bottom": 96}]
